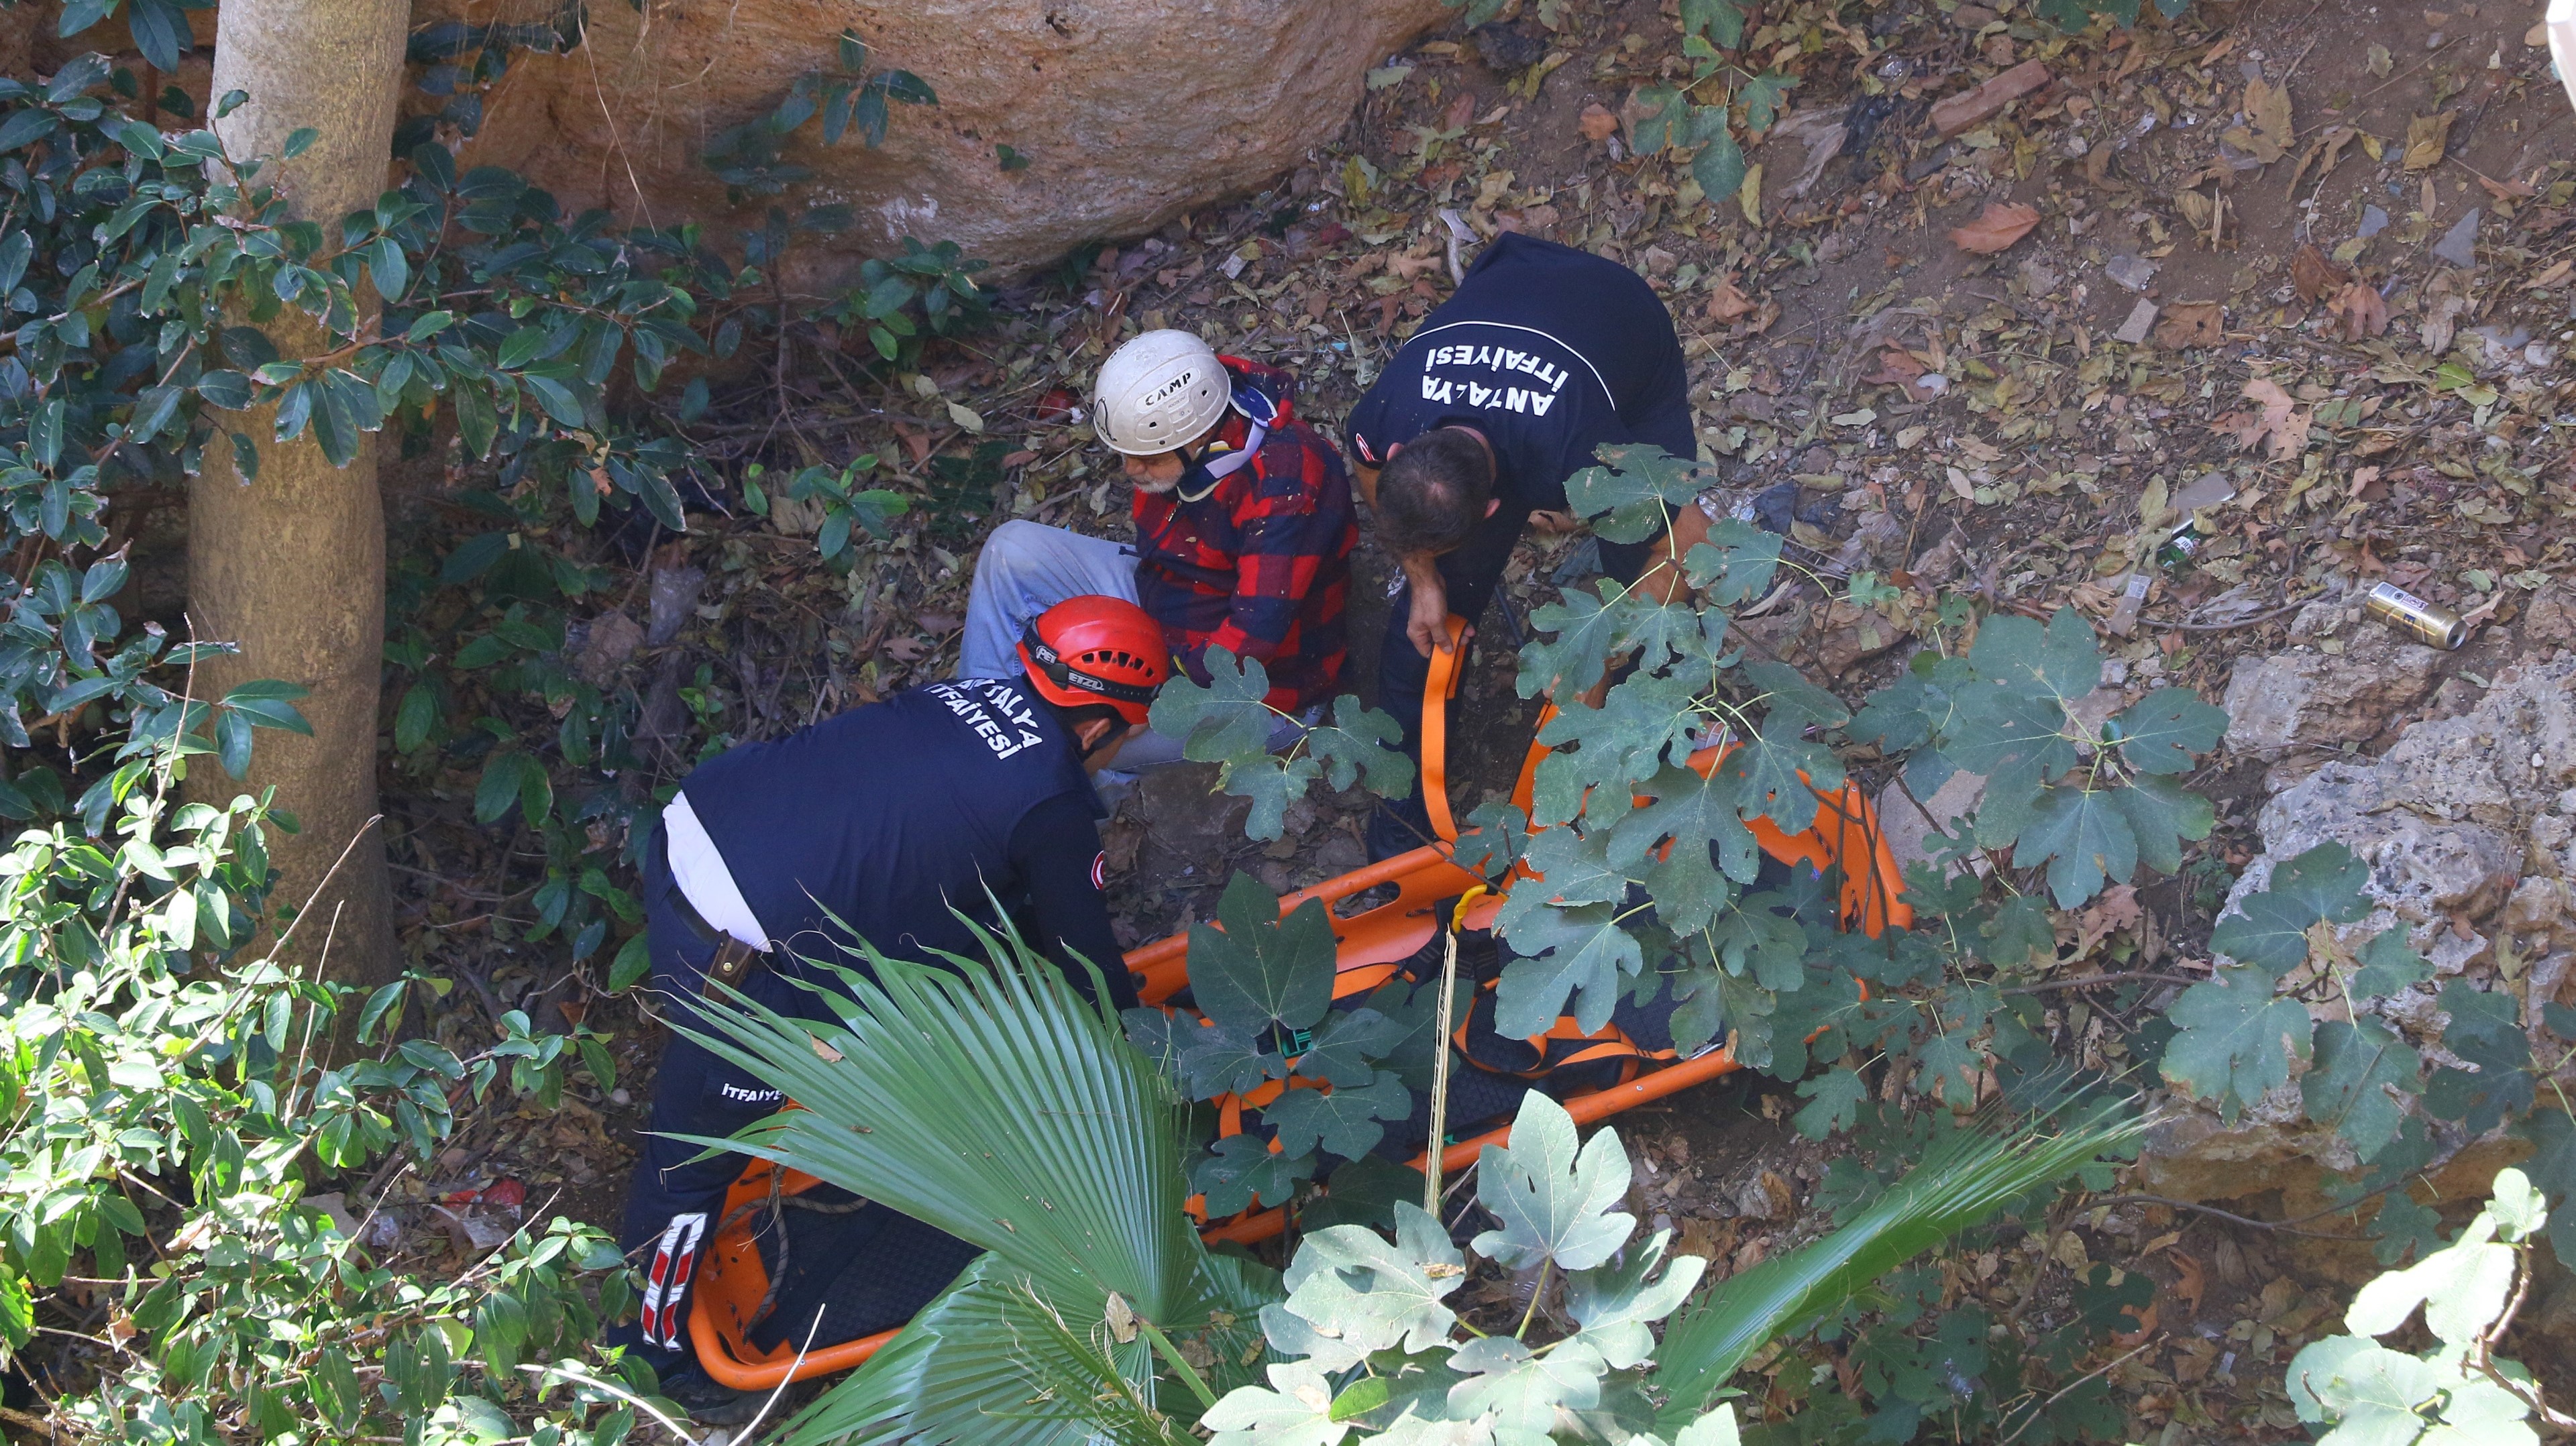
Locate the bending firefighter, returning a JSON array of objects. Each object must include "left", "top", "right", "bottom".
[
  {"left": 1344, "top": 233, "right": 1708, "bottom": 858},
  {"left": 610, "top": 597, "right": 1169, "bottom": 1414}
]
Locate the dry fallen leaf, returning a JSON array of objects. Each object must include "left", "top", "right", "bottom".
[
  {"left": 1862, "top": 347, "right": 1929, "bottom": 388},
  {"left": 2328, "top": 280, "right": 2389, "bottom": 339},
  {"left": 2476, "top": 173, "right": 2539, "bottom": 201},
  {"left": 2224, "top": 378, "right": 2311, "bottom": 460},
  {"left": 1948, "top": 200, "right": 2041, "bottom": 254},
  {"left": 2420, "top": 291, "right": 2468, "bottom": 353},
  {"left": 1705, "top": 277, "right": 1753, "bottom": 321},
  {"left": 2222, "top": 77, "right": 2294, "bottom": 163},
  {"left": 2112, "top": 1297, "right": 2160, "bottom": 1349},
  {"left": 2285, "top": 125, "right": 2361, "bottom": 197},
  {"left": 2365, "top": 42, "right": 2394, "bottom": 76},
  {"left": 2074, "top": 885, "right": 2141, "bottom": 954},
  {"left": 2153, "top": 300, "right": 2223, "bottom": 349},
  {"left": 2528, "top": 258, "right": 2574, "bottom": 290},
  {"left": 2291, "top": 243, "right": 2352, "bottom": 302},
  {"left": 881, "top": 635, "right": 932, "bottom": 663},
  {"left": 2402, "top": 111, "right": 2456, "bottom": 171},
  {"left": 2173, "top": 187, "right": 2218, "bottom": 239},
  {"left": 2171, "top": 1252, "right": 2209, "bottom": 1317},
  {"left": 1578, "top": 102, "right": 1618, "bottom": 142},
  {"left": 1385, "top": 247, "right": 1444, "bottom": 282},
  {"left": 1104, "top": 1292, "right": 1139, "bottom": 1344}
]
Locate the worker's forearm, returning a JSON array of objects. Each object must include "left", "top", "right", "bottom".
[{"left": 1398, "top": 551, "right": 1445, "bottom": 595}]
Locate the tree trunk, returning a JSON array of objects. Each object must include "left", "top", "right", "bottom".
[{"left": 188, "top": 0, "right": 408, "bottom": 986}]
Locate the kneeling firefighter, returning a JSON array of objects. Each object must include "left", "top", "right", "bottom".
[{"left": 609, "top": 596, "right": 1169, "bottom": 1413}]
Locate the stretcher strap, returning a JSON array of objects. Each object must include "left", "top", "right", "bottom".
[
  {"left": 1420, "top": 614, "right": 1468, "bottom": 844},
  {"left": 1449, "top": 977, "right": 1676, "bottom": 1081}
]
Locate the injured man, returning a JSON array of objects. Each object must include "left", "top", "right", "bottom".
[{"left": 958, "top": 328, "right": 1356, "bottom": 769}]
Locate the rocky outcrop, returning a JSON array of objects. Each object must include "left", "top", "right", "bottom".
[
  {"left": 2219, "top": 605, "right": 2443, "bottom": 757},
  {"left": 423, "top": 0, "right": 1454, "bottom": 282},
  {"left": 2141, "top": 656, "right": 2576, "bottom": 1213}
]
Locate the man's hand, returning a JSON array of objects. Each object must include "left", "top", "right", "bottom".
[{"left": 1401, "top": 556, "right": 1466, "bottom": 658}]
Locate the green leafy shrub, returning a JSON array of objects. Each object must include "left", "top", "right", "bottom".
[
  {"left": 1122, "top": 873, "right": 1445, "bottom": 1217},
  {"left": 0, "top": 666, "right": 650, "bottom": 1440},
  {"left": 0, "top": 23, "right": 973, "bottom": 1439},
  {"left": 2287, "top": 1167, "right": 2558, "bottom": 1444},
  {"left": 2156, "top": 834, "right": 2576, "bottom": 1272},
  {"left": 701, "top": 28, "right": 937, "bottom": 199},
  {"left": 1174, "top": 441, "right": 2237, "bottom": 1434},
  {"left": 687, "top": 920, "right": 2143, "bottom": 1444},
  {"left": 1148, "top": 647, "right": 1416, "bottom": 840}
]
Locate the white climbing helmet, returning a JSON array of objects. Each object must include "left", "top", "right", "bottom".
[{"left": 1092, "top": 329, "right": 1228, "bottom": 456}]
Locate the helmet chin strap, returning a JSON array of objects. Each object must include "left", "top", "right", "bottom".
[
  {"left": 1168, "top": 419, "right": 1267, "bottom": 502},
  {"left": 1140, "top": 381, "right": 1276, "bottom": 502}
]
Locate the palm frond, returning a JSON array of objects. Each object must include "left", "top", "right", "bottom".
[
  {"left": 673, "top": 918, "right": 1203, "bottom": 1319},
  {"left": 775, "top": 1254, "right": 1178, "bottom": 1446},
  {"left": 1652, "top": 1094, "right": 2148, "bottom": 1425},
  {"left": 674, "top": 917, "right": 1281, "bottom": 1445}
]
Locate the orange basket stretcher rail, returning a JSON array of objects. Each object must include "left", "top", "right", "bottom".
[{"left": 688, "top": 617, "right": 1911, "bottom": 1390}]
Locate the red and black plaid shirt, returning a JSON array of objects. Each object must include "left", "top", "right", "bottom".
[{"left": 1132, "top": 357, "right": 1355, "bottom": 714}]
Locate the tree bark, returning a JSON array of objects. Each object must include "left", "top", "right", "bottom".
[{"left": 188, "top": 0, "right": 408, "bottom": 985}]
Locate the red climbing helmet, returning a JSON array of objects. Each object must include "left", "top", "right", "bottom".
[{"left": 1016, "top": 596, "right": 1172, "bottom": 728}]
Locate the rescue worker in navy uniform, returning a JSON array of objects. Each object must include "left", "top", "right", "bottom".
[
  {"left": 1341, "top": 232, "right": 1713, "bottom": 859},
  {"left": 610, "top": 596, "right": 1170, "bottom": 1416}
]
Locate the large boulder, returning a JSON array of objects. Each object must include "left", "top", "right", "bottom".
[
  {"left": 2219, "top": 608, "right": 2443, "bottom": 757},
  {"left": 2140, "top": 656, "right": 2576, "bottom": 1217},
  {"left": 427, "top": 0, "right": 1454, "bottom": 281}
]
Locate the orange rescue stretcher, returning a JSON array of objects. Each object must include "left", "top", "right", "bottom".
[{"left": 688, "top": 618, "right": 1913, "bottom": 1390}]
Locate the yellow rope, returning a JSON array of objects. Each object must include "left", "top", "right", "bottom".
[{"left": 1423, "top": 885, "right": 1487, "bottom": 1214}]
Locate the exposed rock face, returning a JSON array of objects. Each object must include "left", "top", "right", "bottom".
[
  {"left": 427, "top": 0, "right": 1453, "bottom": 282},
  {"left": 2523, "top": 579, "right": 2576, "bottom": 650},
  {"left": 2219, "top": 614, "right": 2443, "bottom": 757},
  {"left": 2141, "top": 656, "right": 2576, "bottom": 1211},
  {"left": 2228, "top": 763, "right": 2522, "bottom": 972}
]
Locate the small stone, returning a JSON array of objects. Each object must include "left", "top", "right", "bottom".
[
  {"left": 647, "top": 565, "right": 707, "bottom": 647},
  {"left": 2170, "top": 470, "right": 2237, "bottom": 515},
  {"left": 2105, "top": 252, "right": 2159, "bottom": 292},
  {"left": 2432, "top": 207, "right": 2482, "bottom": 268},
  {"left": 2219, "top": 628, "right": 2446, "bottom": 755},
  {"left": 1880, "top": 769, "right": 1990, "bottom": 880},
  {"left": 2357, "top": 205, "right": 2392, "bottom": 239},
  {"left": 574, "top": 610, "right": 645, "bottom": 686},
  {"left": 2114, "top": 298, "right": 2161, "bottom": 344}
]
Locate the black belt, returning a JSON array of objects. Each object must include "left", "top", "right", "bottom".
[{"left": 659, "top": 828, "right": 769, "bottom": 995}]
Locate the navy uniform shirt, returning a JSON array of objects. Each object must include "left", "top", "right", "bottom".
[
  {"left": 1343, "top": 233, "right": 1689, "bottom": 513},
  {"left": 679, "top": 677, "right": 1131, "bottom": 1003}
]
